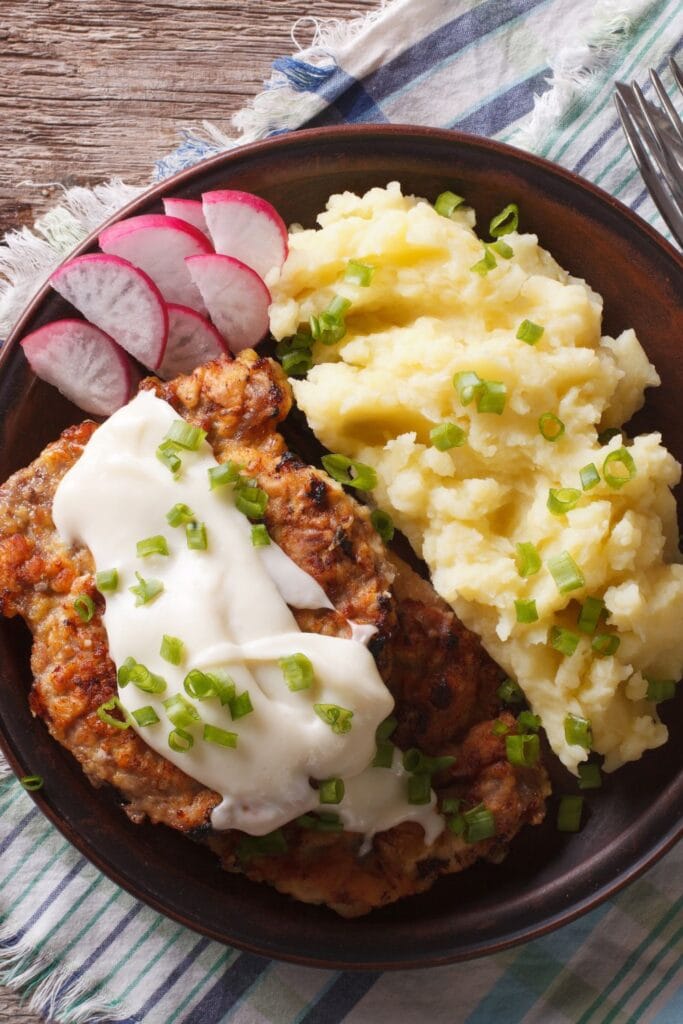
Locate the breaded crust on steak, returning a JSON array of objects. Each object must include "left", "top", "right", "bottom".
[{"left": 0, "top": 352, "right": 549, "bottom": 916}]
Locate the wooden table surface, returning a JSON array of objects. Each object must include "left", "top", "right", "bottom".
[{"left": 0, "top": 2, "right": 378, "bottom": 1021}]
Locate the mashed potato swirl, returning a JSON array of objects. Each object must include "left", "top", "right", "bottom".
[{"left": 270, "top": 182, "right": 682, "bottom": 773}]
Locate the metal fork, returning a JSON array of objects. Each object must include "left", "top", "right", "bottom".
[{"left": 614, "top": 57, "right": 683, "bottom": 247}]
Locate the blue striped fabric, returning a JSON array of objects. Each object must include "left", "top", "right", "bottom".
[{"left": 2, "top": 0, "right": 682, "bottom": 1021}]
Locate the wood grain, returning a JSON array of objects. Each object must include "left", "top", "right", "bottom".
[{"left": 0, "top": 3, "right": 379, "bottom": 1020}]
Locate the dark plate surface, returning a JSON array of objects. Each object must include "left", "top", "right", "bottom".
[{"left": 0, "top": 126, "right": 681, "bottom": 969}]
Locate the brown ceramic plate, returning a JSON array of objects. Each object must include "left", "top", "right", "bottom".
[{"left": 0, "top": 126, "right": 681, "bottom": 969}]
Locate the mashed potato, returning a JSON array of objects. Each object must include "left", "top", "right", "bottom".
[{"left": 269, "top": 182, "right": 683, "bottom": 773}]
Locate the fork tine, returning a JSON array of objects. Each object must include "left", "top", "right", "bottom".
[
  {"left": 631, "top": 82, "right": 683, "bottom": 205},
  {"left": 649, "top": 68, "right": 683, "bottom": 146},
  {"left": 670, "top": 57, "right": 683, "bottom": 97}
]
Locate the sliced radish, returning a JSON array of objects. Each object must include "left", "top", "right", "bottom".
[
  {"left": 157, "top": 303, "right": 230, "bottom": 379},
  {"left": 202, "top": 190, "right": 288, "bottom": 280},
  {"left": 21, "top": 319, "right": 134, "bottom": 416},
  {"left": 162, "top": 198, "right": 209, "bottom": 238},
  {"left": 185, "top": 254, "right": 270, "bottom": 354},
  {"left": 99, "top": 214, "right": 211, "bottom": 313}
]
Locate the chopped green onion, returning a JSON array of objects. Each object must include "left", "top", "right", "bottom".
[
  {"left": 344, "top": 260, "right": 375, "bottom": 286},
  {"left": 74, "top": 594, "right": 95, "bottom": 622},
  {"left": 166, "top": 502, "right": 195, "bottom": 527},
  {"left": 327, "top": 295, "right": 351, "bottom": 320},
  {"left": 321, "top": 453, "right": 377, "bottom": 491},
  {"left": 183, "top": 669, "right": 218, "bottom": 700},
  {"left": 539, "top": 413, "right": 565, "bottom": 443},
  {"left": 430, "top": 421, "right": 467, "bottom": 450},
  {"left": 578, "top": 597, "right": 605, "bottom": 634},
  {"left": 602, "top": 448, "right": 636, "bottom": 489},
  {"left": 95, "top": 569, "right": 118, "bottom": 593},
  {"left": 372, "top": 739, "right": 394, "bottom": 768},
  {"left": 434, "top": 190, "right": 465, "bottom": 217},
  {"left": 515, "top": 541, "right": 541, "bottom": 578},
  {"left": 163, "top": 694, "right": 201, "bottom": 729},
  {"left": 402, "top": 748, "right": 455, "bottom": 774},
  {"left": 547, "top": 551, "right": 585, "bottom": 594},
  {"left": 208, "top": 461, "right": 242, "bottom": 489},
  {"left": 550, "top": 625, "right": 581, "bottom": 657},
  {"left": 598, "top": 427, "right": 621, "bottom": 446},
  {"left": 229, "top": 691, "right": 254, "bottom": 720},
  {"left": 314, "top": 703, "right": 354, "bottom": 734},
  {"left": 447, "top": 813, "right": 467, "bottom": 835},
  {"left": 497, "top": 677, "right": 524, "bottom": 704},
  {"left": 319, "top": 778, "right": 345, "bottom": 804},
  {"left": 591, "top": 633, "right": 620, "bottom": 657},
  {"left": 407, "top": 773, "right": 432, "bottom": 805},
  {"left": 281, "top": 349, "right": 313, "bottom": 377},
  {"left": 477, "top": 380, "right": 507, "bottom": 414},
  {"left": 136, "top": 535, "right": 169, "bottom": 558},
  {"left": 376, "top": 716, "right": 398, "bottom": 740},
  {"left": 156, "top": 441, "right": 182, "bottom": 477},
  {"left": 489, "top": 238, "right": 514, "bottom": 259},
  {"left": 129, "top": 662, "right": 167, "bottom": 694},
  {"left": 547, "top": 487, "right": 582, "bottom": 515},
  {"left": 370, "top": 508, "right": 394, "bottom": 542},
  {"left": 489, "top": 202, "right": 519, "bottom": 237},
  {"left": 279, "top": 652, "right": 314, "bottom": 692},
  {"left": 207, "top": 670, "right": 236, "bottom": 706},
  {"left": 515, "top": 598, "right": 538, "bottom": 624},
  {"left": 168, "top": 728, "right": 193, "bottom": 753},
  {"left": 96, "top": 696, "right": 131, "bottom": 730},
  {"left": 645, "top": 678, "right": 677, "bottom": 702},
  {"left": 203, "top": 724, "right": 238, "bottom": 748},
  {"left": 516, "top": 319, "right": 544, "bottom": 345},
  {"left": 296, "top": 812, "right": 343, "bottom": 833},
  {"left": 557, "top": 795, "right": 583, "bottom": 832},
  {"left": 186, "top": 521, "right": 207, "bottom": 551},
  {"left": 238, "top": 830, "right": 287, "bottom": 862},
  {"left": 517, "top": 710, "right": 541, "bottom": 733},
  {"left": 491, "top": 719, "right": 510, "bottom": 736},
  {"left": 310, "top": 295, "right": 351, "bottom": 346},
  {"left": 234, "top": 480, "right": 269, "bottom": 518},
  {"left": 564, "top": 713, "right": 592, "bottom": 749},
  {"left": 463, "top": 803, "right": 496, "bottom": 842},
  {"left": 117, "top": 656, "right": 136, "bottom": 688},
  {"left": 578, "top": 763, "right": 602, "bottom": 789},
  {"left": 580, "top": 463, "right": 600, "bottom": 490},
  {"left": 160, "top": 634, "right": 184, "bottom": 666},
  {"left": 129, "top": 572, "right": 164, "bottom": 606},
  {"left": 132, "top": 706, "right": 160, "bottom": 727},
  {"left": 441, "top": 797, "right": 461, "bottom": 815},
  {"left": 506, "top": 733, "right": 540, "bottom": 767},
  {"left": 164, "top": 420, "right": 206, "bottom": 451},
  {"left": 453, "top": 370, "right": 483, "bottom": 406},
  {"left": 470, "top": 247, "right": 497, "bottom": 276},
  {"left": 20, "top": 775, "right": 44, "bottom": 791},
  {"left": 251, "top": 524, "right": 270, "bottom": 547}
]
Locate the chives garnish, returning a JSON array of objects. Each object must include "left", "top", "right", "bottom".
[
  {"left": 164, "top": 420, "right": 206, "bottom": 451},
  {"left": 314, "top": 703, "right": 354, "bottom": 734},
  {"left": 441, "top": 797, "right": 461, "bottom": 815},
  {"left": 321, "top": 453, "right": 377, "bottom": 491},
  {"left": 370, "top": 508, "right": 394, "bottom": 542},
  {"left": 376, "top": 716, "right": 398, "bottom": 740},
  {"left": 372, "top": 740, "right": 394, "bottom": 768},
  {"left": 578, "top": 763, "right": 602, "bottom": 789},
  {"left": 470, "top": 247, "right": 497, "bottom": 276},
  {"left": 129, "top": 572, "right": 164, "bottom": 606},
  {"left": 96, "top": 569, "right": 118, "bottom": 593},
  {"left": 160, "top": 634, "right": 184, "bottom": 666},
  {"left": 515, "top": 541, "right": 541, "bottom": 578},
  {"left": 238, "top": 830, "right": 288, "bottom": 862},
  {"left": 489, "top": 238, "right": 513, "bottom": 259},
  {"left": 591, "top": 633, "right": 620, "bottom": 657},
  {"left": 166, "top": 502, "right": 195, "bottom": 527},
  {"left": 96, "top": 696, "right": 131, "bottom": 730},
  {"left": 183, "top": 669, "right": 218, "bottom": 700},
  {"left": 203, "top": 723, "right": 238, "bottom": 748},
  {"left": 229, "top": 691, "right": 254, "bottom": 720},
  {"left": 564, "top": 713, "right": 592, "bottom": 749},
  {"left": 497, "top": 677, "right": 524, "bottom": 704},
  {"left": 281, "top": 349, "right": 313, "bottom": 377},
  {"left": 403, "top": 748, "right": 456, "bottom": 774},
  {"left": 506, "top": 733, "right": 540, "bottom": 767},
  {"left": 297, "top": 813, "right": 343, "bottom": 833},
  {"left": 327, "top": 295, "right": 350, "bottom": 319},
  {"left": 453, "top": 370, "right": 482, "bottom": 405},
  {"left": 163, "top": 694, "right": 201, "bottom": 729},
  {"left": 168, "top": 728, "right": 193, "bottom": 753},
  {"left": 491, "top": 719, "right": 509, "bottom": 736},
  {"left": 645, "top": 678, "right": 677, "bottom": 702},
  {"left": 310, "top": 295, "right": 351, "bottom": 346},
  {"left": 477, "top": 380, "right": 506, "bottom": 415},
  {"left": 578, "top": 597, "right": 605, "bottom": 634},
  {"left": 129, "top": 662, "right": 166, "bottom": 694},
  {"left": 517, "top": 710, "right": 541, "bottom": 733},
  {"left": 547, "top": 551, "right": 585, "bottom": 593},
  {"left": 516, "top": 319, "right": 544, "bottom": 345},
  {"left": 132, "top": 705, "right": 160, "bottom": 727},
  {"left": 538, "top": 412, "right": 565, "bottom": 443},
  {"left": 547, "top": 487, "right": 581, "bottom": 515},
  {"left": 251, "top": 524, "right": 270, "bottom": 547},
  {"left": 74, "top": 594, "right": 95, "bottom": 623},
  {"left": 580, "top": 463, "right": 600, "bottom": 490},
  {"left": 598, "top": 427, "right": 621, "bottom": 446},
  {"left": 463, "top": 804, "right": 496, "bottom": 842},
  {"left": 602, "top": 448, "right": 636, "bottom": 489},
  {"left": 430, "top": 421, "right": 467, "bottom": 450},
  {"left": 156, "top": 441, "right": 182, "bottom": 477},
  {"left": 344, "top": 260, "right": 375, "bottom": 286},
  {"left": 208, "top": 670, "right": 236, "bottom": 706},
  {"left": 186, "top": 520, "right": 207, "bottom": 551},
  {"left": 515, "top": 598, "right": 538, "bottom": 624},
  {"left": 136, "top": 535, "right": 169, "bottom": 558},
  {"left": 407, "top": 773, "right": 432, "bottom": 805},
  {"left": 279, "top": 652, "right": 314, "bottom": 692},
  {"left": 117, "top": 656, "right": 136, "bottom": 688},
  {"left": 489, "top": 202, "right": 519, "bottom": 237},
  {"left": 557, "top": 795, "right": 583, "bottom": 832},
  {"left": 20, "top": 775, "right": 44, "bottom": 791},
  {"left": 549, "top": 625, "right": 580, "bottom": 657},
  {"left": 447, "top": 813, "right": 466, "bottom": 836},
  {"left": 234, "top": 480, "right": 269, "bottom": 518},
  {"left": 434, "top": 190, "right": 465, "bottom": 217},
  {"left": 208, "top": 460, "right": 242, "bottom": 489},
  {"left": 319, "top": 778, "right": 345, "bottom": 804}
]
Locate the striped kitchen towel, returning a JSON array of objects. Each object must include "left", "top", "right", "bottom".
[{"left": 0, "top": 0, "right": 682, "bottom": 1022}]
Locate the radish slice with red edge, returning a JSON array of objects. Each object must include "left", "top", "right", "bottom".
[
  {"left": 202, "top": 190, "right": 287, "bottom": 281},
  {"left": 185, "top": 254, "right": 270, "bottom": 354},
  {"left": 162, "top": 198, "right": 210, "bottom": 238},
  {"left": 157, "top": 304, "right": 230, "bottom": 380},
  {"left": 50, "top": 254, "right": 168, "bottom": 370},
  {"left": 21, "top": 319, "right": 134, "bottom": 416},
  {"left": 99, "top": 214, "right": 212, "bottom": 313}
]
